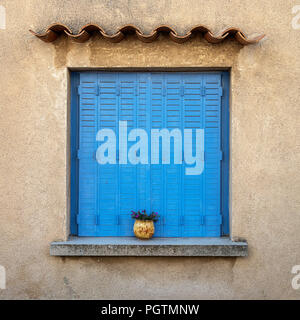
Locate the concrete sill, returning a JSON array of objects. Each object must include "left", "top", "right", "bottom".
[{"left": 50, "top": 237, "right": 248, "bottom": 257}]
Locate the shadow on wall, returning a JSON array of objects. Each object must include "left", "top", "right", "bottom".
[{"left": 49, "top": 33, "right": 245, "bottom": 69}]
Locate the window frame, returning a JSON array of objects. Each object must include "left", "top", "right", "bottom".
[{"left": 69, "top": 69, "right": 230, "bottom": 237}]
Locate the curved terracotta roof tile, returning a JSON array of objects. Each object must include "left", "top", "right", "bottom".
[{"left": 29, "top": 23, "right": 265, "bottom": 45}]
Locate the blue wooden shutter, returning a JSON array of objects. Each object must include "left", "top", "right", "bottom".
[
  {"left": 136, "top": 73, "right": 151, "bottom": 218},
  {"left": 181, "top": 73, "right": 223, "bottom": 236},
  {"left": 202, "top": 74, "right": 223, "bottom": 236},
  {"left": 181, "top": 73, "right": 205, "bottom": 236},
  {"left": 97, "top": 72, "right": 119, "bottom": 236},
  {"left": 75, "top": 71, "right": 224, "bottom": 237},
  {"left": 149, "top": 73, "right": 164, "bottom": 237},
  {"left": 77, "top": 72, "right": 98, "bottom": 236},
  {"left": 163, "top": 73, "right": 182, "bottom": 236},
  {"left": 118, "top": 73, "right": 137, "bottom": 236}
]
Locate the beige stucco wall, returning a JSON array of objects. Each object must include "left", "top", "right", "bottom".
[{"left": 0, "top": 0, "right": 299, "bottom": 299}]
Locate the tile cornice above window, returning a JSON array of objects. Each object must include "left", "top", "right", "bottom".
[
  {"left": 29, "top": 23, "right": 265, "bottom": 45},
  {"left": 50, "top": 237, "right": 248, "bottom": 257}
]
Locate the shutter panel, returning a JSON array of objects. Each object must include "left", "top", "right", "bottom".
[
  {"left": 203, "top": 74, "right": 222, "bottom": 236},
  {"left": 75, "top": 71, "right": 224, "bottom": 237},
  {"left": 182, "top": 73, "right": 205, "bottom": 236},
  {"left": 97, "top": 73, "right": 119, "bottom": 236},
  {"left": 118, "top": 73, "right": 137, "bottom": 236},
  {"left": 77, "top": 72, "right": 98, "bottom": 236},
  {"left": 149, "top": 73, "right": 164, "bottom": 237},
  {"left": 163, "top": 73, "right": 182, "bottom": 237},
  {"left": 136, "top": 73, "right": 151, "bottom": 216}
]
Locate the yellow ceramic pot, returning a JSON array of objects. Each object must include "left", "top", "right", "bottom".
[{"left": 133, "top": 220, "right": 154, "bottom": 239}]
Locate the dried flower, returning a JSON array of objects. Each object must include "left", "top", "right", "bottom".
[{"left": 130, "top": 209, "right": 159, "bottom": 222}]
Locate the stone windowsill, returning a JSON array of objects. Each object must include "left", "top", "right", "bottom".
[{"left": 50, "top": 237, "right": 248, "bottom": 257}]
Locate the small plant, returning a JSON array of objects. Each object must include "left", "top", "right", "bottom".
[{"left": 131, "top": 210, "right": 159, "bottom": 222}]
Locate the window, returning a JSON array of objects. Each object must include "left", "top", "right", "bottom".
[{"left": 70, "top": 71, "right": 229, "bottom": 237}]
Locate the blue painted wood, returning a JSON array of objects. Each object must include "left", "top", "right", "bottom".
[
  {"left": 118, "top": 73, "right": 137, "bottom": 236},
  {"left": 203, "top": 74, "right": 222, "bottom": 236},
  {"left": 74, "top": 71, "right": 227, "bottom": 237},
  {"left": 181, "top": 73, "right": 204, "bottom": 237},
  {"left": 70, "top": 72, "right": 79, "bottom": 235},
  {"left": 97, "top": 72, "right": 119, "bottom": 236},
  {"left": 77, "top": 72, "right": 99, "bottom": 236}
]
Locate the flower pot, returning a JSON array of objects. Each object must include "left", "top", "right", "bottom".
[{"left": 133, "top": 219, "right": 154, "bottom": 239}]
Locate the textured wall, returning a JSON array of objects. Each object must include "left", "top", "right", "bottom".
[{"left": 0, "top": 0, "right": 299, "bottom": 299}]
